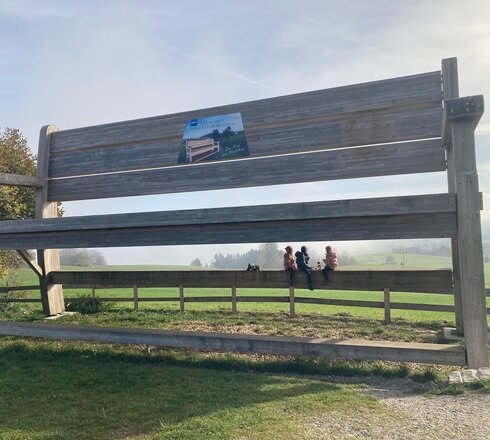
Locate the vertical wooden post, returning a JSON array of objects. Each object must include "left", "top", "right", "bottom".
[
  {"left": 231, "top": 286, "right": 237, "bottom": 314},
  {"left": 179, "top": 286, "right": 185, "bottom": 312},
  {"left": 36, "top": 124, "right": 64, "bottom": 316},
  {"left": 289, "top": 287, "right": 295, "bottom": 318},
  {"left": 447, "top": 94, "right": 489, "bottom": 368},
  {"left": 91, "top": 284, "right": 96, "bottom": 308},
  {"left": 383, "top": 288, "right": 391, "bottom": 324},
  {"left": 442, "top": 57, "right": 464, "bottom": 335},
  {"left": 133, "top": 285, "right": 139, "bottom": 311}
]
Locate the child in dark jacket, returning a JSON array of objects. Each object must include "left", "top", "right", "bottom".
[{"left": 295, "top": 245, "right": 314, "bottom": 290}]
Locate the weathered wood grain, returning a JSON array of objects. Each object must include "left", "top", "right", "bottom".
[
  {"left": 47, "top": 139, "right": 445, "bottom": 201},
  {"left": 451, "top": 108, "right": 489, "bottom": 368},
  {"left": 35, "top": 125, "right": 65, "bottom": 316},
  {"left": 0, "top": 212, "right": 457, "bottom": 250},
  {"left": 49, "top": 71, "right": 442, "bottom": 154},
  {"left": 47, "top": 270, "right": 453, "bottom": 293},
  {"left": 16, "top": 250, "right": 43, "bottom": 278},
  {"left": 442, "top": 57, "right": 463, "bottom": 335},
  {"left": 0, "top": 194, "right": 455, "bottom": 234},
  {"left": 0, "top": 173, "right": 43, "bottom": 187},
  {"left": 5, "top": 296, "right": 490, "bottom": 315},
  {"left": 0, "top": 321, "right": 466, "bottom": 365},
  {"left": 48, "top": 106, "right": 442, "bottom": 178}
]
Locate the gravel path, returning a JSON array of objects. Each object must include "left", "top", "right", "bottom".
[
  {"left": 362, "top": 378, "right": 489, "bottom": 440},
  {"left": 310, "top": 377, "right": 489, "bottom": 439}
]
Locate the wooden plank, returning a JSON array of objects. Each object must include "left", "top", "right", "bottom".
[
  {"left": 384, "top": 288, "right": 391, "bottom": 324},
  {"left": 49, "top": 71, "right": 442, "bottom": 154},
  {"left": 10, "top": 296, "right": 488, "bottom": 314},
  {"left": 231, "top": 286, "right": 237, "bottom": 314},
  {"left": 179, "top": 286, "right": 185, "bottom": 312},
  {"left": 0, "top": 321, "right": 466, "bottom": 365},
  {"left": 442, "top": 58, "right": 459, "bottom": 148},
  {"left": 35, "top": 124, "right": 65, "bottom": 316},
  {"left": 0, "top": 298, "right": 42, "bottom": 303},
  {"left": 133, "top": 285, "right": 138, "bottom": 311},
  {"left": 442, "top": 57, "right": 464, "bottom": 336},
  {"left": 0, "top": 193, "right": 456, "bottom": 234},
  {"left": 0, "top": 285, "right": 39, "bottom": 293},
  {"left": 0, "top": 173, "right": 43, "bottom": 187},
  {"left": 289, "top": 287, "right": 295, "bottom": 317},
  {"left": 47, "top": 139, "right": 446, "bottom": 201},
  {"left": 15, "top": 250, "right": 43, "bottom": 278},
  {"left": 47, "top": 270, "right": 454, "bottom": 293},
  {"left": 48, "top": 106, "right": 442, "bottom": 178},
  {"left": 450, "top": 106, "right": 489, "bottom": 368},
  {"left": 0, "top": 212, "right": 457, "bottom": 250}
]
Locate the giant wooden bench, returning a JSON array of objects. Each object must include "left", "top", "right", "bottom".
[{"left": 0, "top": 57, "right": 488, "bottom": 367}]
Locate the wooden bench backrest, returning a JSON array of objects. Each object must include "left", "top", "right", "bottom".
[{"left": 46, "top": 71, "right": 443, "bottom": 202}]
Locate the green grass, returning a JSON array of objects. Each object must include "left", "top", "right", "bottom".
[
  {"left": 423, "top": 380, "right": 490, "bottom": 396},
  {"left": 0, "top": 338, "right": 408, "bottom": 440},
  {"left": 2, "top": 255, "right": 490, "bottom": 342},
  {"left": 1, "top": 256, "right": 488, "bottom": 439}
]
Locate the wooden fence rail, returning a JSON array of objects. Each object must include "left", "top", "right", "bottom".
[{"left": 2, "top": 284, "right": 489, "bottom": 323}]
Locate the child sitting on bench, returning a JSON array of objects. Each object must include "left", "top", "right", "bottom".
[{"left": 322, "top": 245, "right": 338, "bottom": 285}]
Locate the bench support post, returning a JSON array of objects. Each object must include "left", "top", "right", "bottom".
[
  {"left": 289, "top": 287, "right": 295, "bottom": 318},
  {"left": 383, "top": 288, "right": 391, "bottom": 324},
  {"left": 231, "top": 286, "right": 237, "bottom": 314},
  {"left": 447, "top": 95, "right": 489, "bottom": 368},
  {"left": 442, "top": 57, "right": 464, "bottom": 335},
  {"left": 179, "top": 286, "right": 185, "bottom": 312},
  {"left": 36, "top": 125, "right": 65, "bottom": 316}
]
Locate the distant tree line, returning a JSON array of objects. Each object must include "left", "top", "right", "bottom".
[
  {"left": 210, "top": 244, "right": 283, "bottom": 269},
  {"left": 60, "top": 249, "right": 106, "bottom": 267}
]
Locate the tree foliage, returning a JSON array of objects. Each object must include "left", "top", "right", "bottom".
[
  {"left": 0, "top": 128, "right": 37, "bottom": 279},
  {"left": 211, "top": 243, "right": 283, "bottom": 269},
  {"left": 60, "top": 249, "right": 107, "bottom": 267},
  {"left": 190, "top": 258, "right": 203, "bottom": 267}
]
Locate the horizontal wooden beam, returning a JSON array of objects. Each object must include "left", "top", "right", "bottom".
[
  {"left": 6, "top": 296, "right": 490, "bottom": 315},
  {"left": 0, "top": 285, "right": 40, "bottom": 293},
  {"left": 0, "top": 321, "right": 466, "bottom": 365},
  {"left": 0, "top": 173, "right": 43, "bottom": 187},
  {"left": 49, "top": 106, "right": 442, "bottom": 179},
  {"left": 0, "top": 213, "right": 457, "bottom": 250},
  {"left": 0, "top": 195, "right": 457, "bottom": 249},
  {"left": 0, "top": 194, "right": 456, "bottom": 233},
  {"left": 47, "top": 139, "right": 445, "bottom": 201},
  {"left": 50, "top": 71, "right": 442, "bottom": 154},
  {"left": 49, "top": 270, "right": 454, "bottom": 293}
]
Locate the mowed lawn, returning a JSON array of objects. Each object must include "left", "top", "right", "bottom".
[
  {"left": 3, "top": 254, "right": 489, "bottom": 334},
  {"left": 1, "top": 337, "right": 433, "bottom": 440},
  {"left": 1, "top": 254, "right": 489, "bottom": 439}
]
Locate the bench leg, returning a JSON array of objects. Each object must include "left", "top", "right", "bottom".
[{"left": 38, "top": 249, "right": 65, "bottom": 316}]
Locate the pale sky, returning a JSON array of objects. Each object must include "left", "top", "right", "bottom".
[{"left": 1, "top": 0, "right": 490, "bottom": 265}]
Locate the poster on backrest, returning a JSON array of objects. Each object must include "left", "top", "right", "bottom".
[{"left": 177, "top": 112, "right": 250, "bottom": 164}]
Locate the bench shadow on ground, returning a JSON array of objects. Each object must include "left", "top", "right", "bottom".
[{"left": 0, "top": 340, "right": 352, "bottom": 440}]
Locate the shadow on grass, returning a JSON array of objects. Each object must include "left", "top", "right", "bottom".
[{"left": 0, "top": 339, "right": 349, "bottom": 440}]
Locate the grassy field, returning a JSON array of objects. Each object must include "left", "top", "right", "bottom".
[
  {"left": 2, "top": 254, "right": 490, "bottom": 339},
  {"left": 1, "top": 254, "right": 489, "bottom": 439},
  {"left": 0, "top": 338, "right": 446, "bottom": 440}
]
